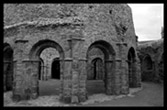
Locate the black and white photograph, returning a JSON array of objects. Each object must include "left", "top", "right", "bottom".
[{"left": 3, "top": 3, "right": 164, "bottom": 107}]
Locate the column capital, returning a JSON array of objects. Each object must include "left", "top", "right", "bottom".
[
  {"left": 78, "top": 58, "right": 87, "bottom": 61},
  {"left": 115, "top": 58, "right": 122, "bottom": 62},
  {"left": 105, "top": 60, "right": 114, "bottom": 62},
  {"left": 64, "top": 57, "right": 73, "bottom": 61},
  {"left": 116, "top": 42, "right": 128, "bottom": 46},
  {"left": 67, "top": 37, "right": 85, "bottom": 42},
  {"left": 22, "top": 59, "right": 40, "bottom": 62},
  {"left": 15, "top": 40, "right": 29, "bottom": 43}
]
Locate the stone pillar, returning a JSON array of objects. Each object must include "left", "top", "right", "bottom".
[
  {"left": 12, "top": 39, "right": 32, "bottom": 101},
  {"left": 62, "top": 37, "right": 86, "bottom": 103},
  {"left": 113, "top": 58, "right": 122, "bottom": 95},
  {"left": 131, "top": 59, "right": 139, "bottom": 87},
  {"left": 60, "top": 58, "right": 72, "bottom": 103},
  {"left": 71, "top": 38, "right": 86, "bottom": 103},
  {"left": 136, "top": 58, "right": 141, "bottom": 87},
  {"left": 120, "top": 43, "right": 129, "bottom": 94},
  {"left": 105, "top": 60, "right": 114, "bottom": 95},
  {"left": 78, "top": 58, "right": 87, "bottom": 102},
  {"left": 41, "top": 65, "right": 44, "bottom": 80},
  {"left": 13, "top": 59, "right": 39, "bottom": 101},
  {"left": 115, "top": 42, "right": 129, "bottom": 95}
]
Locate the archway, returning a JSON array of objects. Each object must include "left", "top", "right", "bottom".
[
  {"left": 141, "top": 54, "right": 153, "bottom": 81},
  {"left": 91, "top": 58, "right": 104, "bottom": 80},
  {"left": 51, "top": 58, "right": 60, "bottom": 79},
  {"left": 86, "top": 40, "right": 115, "bottom": 95},
  {"left": 4, "top": 43, "right": 13, "bottom": 91},
  {"left": 29, "top": 39, "right": 64, "bottom": 96},
  {"left": 38, "top": 58, "right": 44, "bottom": 80},
  {"left": 128, "top": 47, "right": 136, "bottom": 88}
]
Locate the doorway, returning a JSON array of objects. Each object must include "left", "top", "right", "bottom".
[{"left": 51, "top": 58, "right": 60, "bottom": 79}]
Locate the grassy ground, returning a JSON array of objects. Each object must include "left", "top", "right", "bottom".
[{"left": 4, "top": 80, "right": 163, "bottom": 107}]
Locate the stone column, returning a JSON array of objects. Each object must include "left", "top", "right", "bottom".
[
  {"left": 119, "top": 43, "right": 129, "bottom": 94},
  {"left": 23, "top": 60, "right": 39, "bottom": 99},
  {"left": 105, "top": 60, "right": 114, "bottom": 95},
  {"left": 63, "top": 37, "right": 86, "bottom": 103},
  {"left": 78, "top": 58, "right": 87, "bottom": 102},
  {"left": 136, "top": 58, "right": 141, "bottom": 87},
  {"left": 114, "top": 42, "right": 129, "bottom": 95},
  {"left": 60, "top": 58, "right": 72, "bottom": 103},
  {"left": 13, "top": 59, "right": 39, "bottom": 101},
  {"left": 130, "top": 59, "right": 139, "bottom": 88},
  {"left": 12, "top": 39, "right": 28, "bottom": 101},
  {"left": 113, "top": 58, "right": 122, "bottom": 95}
]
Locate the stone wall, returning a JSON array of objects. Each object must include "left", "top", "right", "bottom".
[
  {"left": 137, "top": 39, "right": 163, "bottom": 83},
  {"left": 3, "top": 4, "right": 140, "bottom": 103}
]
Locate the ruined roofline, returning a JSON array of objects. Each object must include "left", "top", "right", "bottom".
[
  {"left": 138, "top": 40, "right": 156, "bottom": 44},
  {"left": 138, "top": 39, "right": 163, "bottom": 45},
  {"left": 4, "top": 17, "right": 84, "bottom": 30},
  {"left": 138, "top": 39, "right": 163, "bottom": 49}
]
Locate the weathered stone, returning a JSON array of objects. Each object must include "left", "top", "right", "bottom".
[
  {"left": 71, "top": 96, "right": 79, "bottom": 103},
  {"left": 3, "top": 4, "right": 142, "bottom": 104},
  {"left": 137, "top": 36, "right": 163, "bottom": 83}
]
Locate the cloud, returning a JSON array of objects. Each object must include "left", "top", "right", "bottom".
[{"left": 128, "top": 4, "right": 164, "bottom": 41}]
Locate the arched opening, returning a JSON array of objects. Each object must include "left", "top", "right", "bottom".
[
  {"left": 51, "top": 58, "right": 60, "bottom": 79},
  {"left": 86, "top": 40, "right": 115, "bottom": 96},
  {"left": 128, "top": 47, "right": 136, "bottom": 88},
  {"left": 144, "top": 55, "right": 153, "bottom": 70},
  {"left": 91, "top": 58, "right": 104, "bottom": 80},
  {"left": 141, "top": 54, "right": 153, "bottom": 81},
  {"left": 38, "top": 58, "right": 44, "bottom": 80},
  {"left": 4, "top": 43, "right": 13, "bottom": 91},
  {"left": 29, "top": 39, "right": 64, "bottom": 96}
]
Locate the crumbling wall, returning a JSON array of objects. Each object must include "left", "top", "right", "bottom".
[
  {"left": 138, "top": 39, "right": 163, "bottom": 83},
  {"left": 4, "top": 4, "right": 140, "bottom": 103}
]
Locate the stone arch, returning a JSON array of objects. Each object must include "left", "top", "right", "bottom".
[
  {"left": 87, "top": 40, "right": 116, "bottom": 59},
  {"left": 143, "top": 55, "right": 153, "bottom": 70},
  {"left": 91, "top": 57, "right": 104, "bottom": 80},
  {"left": 29, "top": 39, "right": 64, "bottom": 60},
  {"left": 38, "top": 57, "right": 44, "bottom": 80},
  {"left": 86, "top": 40, "right": 116, "bottom": 95},
  {"left": 127, "top": 47, "right": 137, "bottom": 88},
  {"left": 28, "top": 39, "right": 64, "bottom": 97},
  {"left": 4, "top": 43, "right": 14, "bottom": 91},
  {"left": 141, "top": 54, "right": 154, "bottom": 81}
]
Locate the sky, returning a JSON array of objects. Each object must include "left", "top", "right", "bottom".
[{"left": 128, "top": 4, "right": 164, "bottom": 41}]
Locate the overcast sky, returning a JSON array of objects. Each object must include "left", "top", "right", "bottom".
[{"left": 128, "top": 4, "right": 164, "bottom": 41}]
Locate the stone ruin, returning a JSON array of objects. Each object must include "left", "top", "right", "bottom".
[
  {"left": 3, "top": 4, "right": 141, "bottom": 103},
  {"left": 137, "top": 37, "right": 164, "bottom": 83}
]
